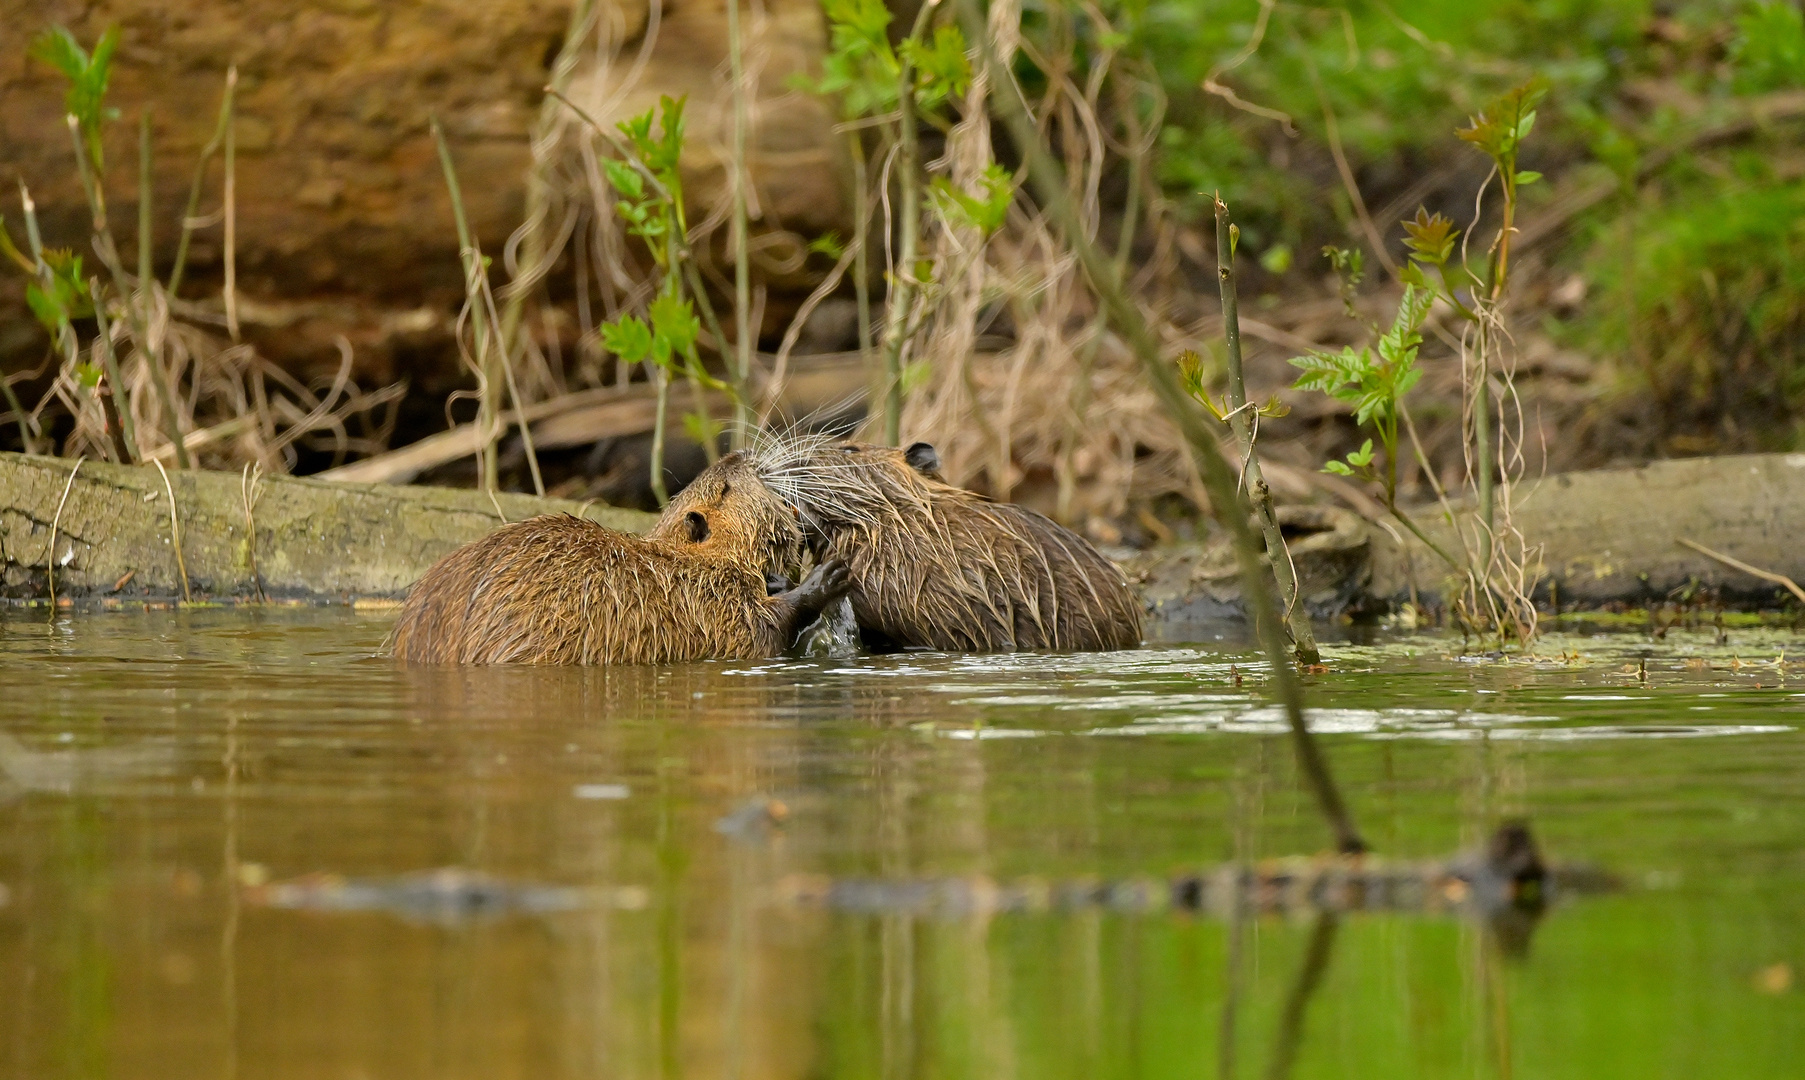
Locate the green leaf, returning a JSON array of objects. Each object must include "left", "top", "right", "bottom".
[
  {"left": 600, "top": 314, "right": 653, "bottom": 363},
  {"left": 1514, "top": 170, "right": 1543, "bottom": 186},
  {"left": 900, "top": 24, "right": 970, "bottom": 112},
  {"left": 29, "top": 26, "right": 88, "bottom": 82},
  {"left": 1401, "top": 207, "right": 1458, "bottom": 266},
  {"left": 603, "top": 159, "right": 644, "bottom": 200},
  {"left": 648, "top": 288, "right": 699, "bottom": 354},
  {"left": 26, "top": 283, "right": 65, "bottom": 332},
  {"left": 1322, "top": 460, "right": 1354, "bottom": 476},
  {"left": 929, "top": 162, "right": 1014, "bottom": 236},
  {"left": 1346, "top": 438, "right": 1375, "bottom": 468},
  {"left": 1259, "top": 243, "right": 1292, "bottom": 274},
  {"left": 75, "top": 362, "right": 103, "bottom": 388},
  {"left": 808, "top": 231, "right": 847, "bottom": 259},
  {"left": 899, "top": 357, "right": 934, "bottom": 395}
]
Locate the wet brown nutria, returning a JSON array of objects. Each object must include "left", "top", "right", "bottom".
[
  {"left": 765, "top": 438, "right": 1142, "bottom": 652},
  {"left": 386, "top": 451, "right": 851, "bottom": 664}
]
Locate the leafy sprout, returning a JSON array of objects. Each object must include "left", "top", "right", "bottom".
[
  {"left": 1287, "top": 284, "right": 1430, "bottom": 490},
  {"left": 24, "top": 249, "right": 95, "bottom": 337},
  {"left": 30, "top": 25, "right": 120, "bottom": 172},
  {"left": 930, "top": 163, "right": 1016, "bottom": 237}
]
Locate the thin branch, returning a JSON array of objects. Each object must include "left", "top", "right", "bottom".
[
  {"left": 45, "top": 456, "right": 86, "bottom": 617},
  {"left": 152, "top": 458, "right": 192, "bottom": 603},
  {"left": 1679, "top": 538, "right": 1805, "bottom": 606},
  {"left": 958, "top": 0, "right": 1363, "bottom": 854}
]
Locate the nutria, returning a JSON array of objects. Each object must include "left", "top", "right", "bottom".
[
  {"left": 386, "top": 451, "right": 850, "bottom": 664},
  {"left": 764, "top": 439, "right": 1142, "bottom": 652}
]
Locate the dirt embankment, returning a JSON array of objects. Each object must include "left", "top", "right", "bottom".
[{"left": 0, "top": 0, "right": 846, "bottom": 390}]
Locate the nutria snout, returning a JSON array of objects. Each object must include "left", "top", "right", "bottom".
[
  {"left": 386, "top": 451, "right": 852, "bottom": 665},
  {"left": 769, "top": 439, "right": 1143, "bottom": 652}
]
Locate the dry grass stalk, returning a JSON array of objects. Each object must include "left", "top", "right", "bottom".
[
  {"left": 152, "top": 458, "right": 191, "bottom": 603},
  {"left": 44, "top": 455, "right": 85, "bottom": 617},
  {"left": 240, "top": 461, "right": 266, "bottom": 602}
]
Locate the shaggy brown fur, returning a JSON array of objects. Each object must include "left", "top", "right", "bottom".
[
  {"left": 386, "top": 452, "right": 849, "bottom": 665},
  {"left": 773, "top": 440, "right": 1142, "bottom": 652}
]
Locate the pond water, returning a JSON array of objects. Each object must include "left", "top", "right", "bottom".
[{"left": 0, "top": 607, "right": 1800, "bottom": 1079}]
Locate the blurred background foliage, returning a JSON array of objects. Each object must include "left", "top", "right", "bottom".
[{"left": 1116, "top": 0, "right": 1805, "bottom": 457}]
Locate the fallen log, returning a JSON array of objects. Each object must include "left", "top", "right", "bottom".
[
  {"left": 1135, "top": 454, "right": 1805, "bottom": 629},
  {"left": 317, "top": 351, "right": 869, "bottom": 485},
  {"left": 1369, "top": 453, "right": 1805, "bottom": 610},
  {"left": 0, "top": 453, "right": 655, "bottom": 603}
]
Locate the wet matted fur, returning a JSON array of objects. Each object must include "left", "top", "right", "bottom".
[
  {"left": 771, "top": 440, "right": 1143, "bottom": 652},
  {"left": 386, "top": 452, "right": 827, "bottom": 664}
]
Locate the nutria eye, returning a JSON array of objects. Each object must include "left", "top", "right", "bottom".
[
  {"left": 840, "top": 446, "right": 858, "bottom": 454},
  {"left": 685, "top": 511, "right": 710, "bottom": 543}
]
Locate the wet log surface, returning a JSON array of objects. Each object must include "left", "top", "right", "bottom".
[
  {"left": 1135, "top": 453, "right": 1805, "bottom": 627},
  {"left": 0, "top": 452, "right": 654, "bottom": 603},
  {"left": 6, "top": 451, "right": 1801, "bottom": 613},
  {"left": 1368, "top": 453, "right": 1805, "bottom": 610}
]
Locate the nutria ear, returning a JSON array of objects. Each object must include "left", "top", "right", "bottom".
[
  {"left": 904, "top": 441, "right": 941, "bottom": 475},
  {"left": 684, "top": 511, "right": 711, "bottom": 543}
]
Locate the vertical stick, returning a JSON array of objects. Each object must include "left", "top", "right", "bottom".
[
  {"left": 498, "top": 0, "right": 597, "bottom": 414},
  {"left": 223, "top": 74, "right": 239, "bottom": 341},
  {"left": 958, "top": 0, "right": 1362, "bottom": 853},
  {"left": 876, "top": 3, "right": 936, "bottom": 446},
  {"left": 649, "top": 366, "right": 670, "bottom": 506},
  {"left": 138, "top": 112, "right": 153, "bottom": 287},
  {"left": 726, "top": 0, "right": 755, "bottom": 449},
  {"left": 849, "top": 133, "right": 874, "bottom": 362},
  {"left": 1216, "top": 197, "right": 1321, "bottom": 667},
  {"left": 167, "top": 67, "right": 235, "bottom": 298},
  {"left": 91, "top": 280, "right": 140, "bottom": 462},
  {"left": 432, "top": 117, "right": 499, "bottom": 491}
]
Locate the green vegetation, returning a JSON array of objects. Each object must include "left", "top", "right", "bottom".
[
  {"left": 596, "top": 96, "right": 738, "bottom": 505},
  {"left": 1130, "top": 0, "right": 1805, "bottom": 455}
]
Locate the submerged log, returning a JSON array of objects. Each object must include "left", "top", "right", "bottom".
[{"left": 0, "top": 452, "right": 654, "bottom": 603}]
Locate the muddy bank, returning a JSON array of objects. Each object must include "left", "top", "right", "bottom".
[
  {"left": 0, "top": 0, "right": 845, "bottom": 387},
  {"left": 0, "top": 452, "right": 653, "bottom": 603}
]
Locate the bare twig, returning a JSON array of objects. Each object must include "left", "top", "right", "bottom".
[
  {"left": 959, "top": 0, "right": 1362, "bottom": 853},
  {"left": 1679, "top": 538, "right": 1805, "bottom": 606},
  {"left": 90, "top": 279, "right": 140, "bottom": 462},
  {"left": 45, "top": 456, "right": 86, "bottom": 617},
  {"left": 223, "top": 73, "right": 239, "bottom": 341},
  {"left": 152, "top": 458, "right": 192, "bottom": 602},
  {"left": 167, "top": 66, "right": 235, "bottom": 297},
  {"left": 726, "top": 0, "right": 755, "bottom": 447},
  {"left": 1216, "top": 196, "right": 1321, "bottom": 666},
  {"left": 877, "top": 0, "right": 940, "bottom": 444},
  {"left": 240, "top": 461, "right": 267, "bottom": 602},
  {"left": 432, "top": 116, "right": 502, "bottom": 490}
]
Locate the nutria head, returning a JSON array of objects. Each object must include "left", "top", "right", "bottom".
[
  {"left": 649, "top": 450, "right": 807, "bottom": 578},
  {"left": 759, "top": 439, "right": 962, "bottom": 535}
]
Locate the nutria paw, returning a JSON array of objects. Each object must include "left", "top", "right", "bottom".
[
  {"left": 765, "top": 572, "right": 793, "bottom": 595},
  {"left": 788, "top": 557, "right": 853, "bottom": 619}
]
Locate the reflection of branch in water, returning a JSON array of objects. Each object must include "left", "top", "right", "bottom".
[
  {"left": 1216, "top": 873, "right": 1246, "bottom": 1080},
  {"left": 1262, "top": 912, "right": 1340, "bottom": 1080}
]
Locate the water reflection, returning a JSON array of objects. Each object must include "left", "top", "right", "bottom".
[{"left": 0, "top": 609, "right": 1800, "bottom": 1078}]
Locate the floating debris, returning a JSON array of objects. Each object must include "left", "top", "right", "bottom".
[
  {"left": 770, "top": 824, "right": 1616, "bottom": 928},
  {"left": 241, "top": 868, "right": 647, "bottom": 925}
]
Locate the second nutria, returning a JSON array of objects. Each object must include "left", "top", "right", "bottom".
[
  {"left": 766, "top": 439, "right": 1143, "bottom": 652},
  {"left": 386, "top": 451, "right": 850, "bottom": 664}
]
